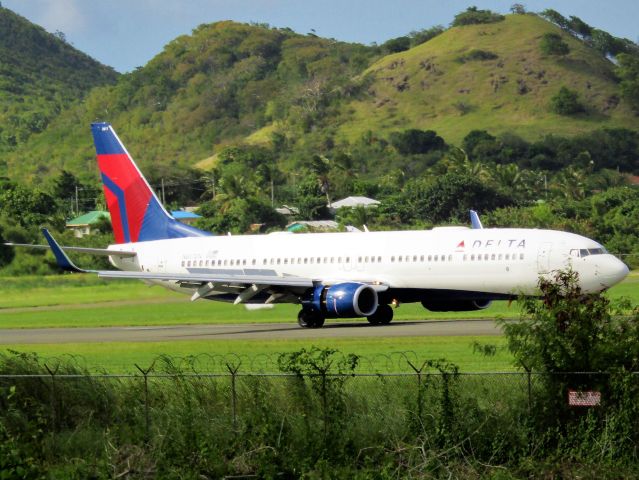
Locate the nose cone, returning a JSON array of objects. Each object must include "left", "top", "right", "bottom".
[{"left": 600, "top": 257, "right": 629, "bottom": 288}]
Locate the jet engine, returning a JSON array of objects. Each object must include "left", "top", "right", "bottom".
[
  {"left": 421, "top": 299, "right": 492, "bottom": 312},
  {"left": 304, "top": 282, "right": 378, "bottom": 318}
]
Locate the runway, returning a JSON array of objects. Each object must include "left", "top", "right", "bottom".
[{"left": 0, "top": 319, "right": 503, "bottom": 344}]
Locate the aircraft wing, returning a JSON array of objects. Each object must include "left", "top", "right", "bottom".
[{"left": 41, "top": 228, "right": 387, "bottom": 305}]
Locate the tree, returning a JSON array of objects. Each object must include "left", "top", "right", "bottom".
[
  {"left": 408, "top": 26, "right": 445, "bottom": 47},
  {"left": 500, "top": 269, "right": 639, "bottom": 428},
  {"left": 404, "top": 172, "right": 514, "bottom": 224},
  {"left": 550, "top": 87, "right": 583, "bottom": 115},
  {"left": 567, "top": 15, "right": 592, "bottom": 39},
  {"left": 451, "top": 7, "right": 504, "bottom": 26},
  {"left": 539, "top": 33, "right": 570, "bottom": 56},
  {"left": 540, "top": 9, "right": 569, "bottom": 30},
  {"left": 510, "top": 3, "right": 526, "bottom": 14},
  {"left": 616, "top": 53, "right": 639, "bottom": 114},
  {"left": 389, "top": 129, "right": 445, "bottom": 155},
  {"left": 381, "top": 36, "right": 411, "bottom": 54},
  {"left": 0, "top": 223, "right": 15, "bottom": 268}
]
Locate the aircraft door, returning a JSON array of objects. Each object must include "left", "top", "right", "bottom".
[{"left": 537, "top": 242, "right": 552, "bottom": 274}]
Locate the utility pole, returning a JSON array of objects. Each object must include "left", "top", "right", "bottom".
[
  {"left": 75, "top": 185, "right": 79, "bottom": 216},
  {"left": 270, "top": 178, "right": 274, "bottom": 207}
]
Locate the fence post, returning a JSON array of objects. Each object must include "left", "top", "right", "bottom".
[
  {"left": 44, "top": 363, "right": 60, "bottom": 433},
  {"left": 406, "top": 360, "right": 428, "bottom": 430},
  {"left": 44, "top": 362, "right": 59, "bottom": 460},
  {"left": 225, "top": 361, "right": 241, "bottom": 431},
  {"left": 135, "top": 363, "right": 154, "bottom": 445}
]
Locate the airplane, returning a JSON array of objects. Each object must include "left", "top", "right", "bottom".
[{"left": 7, "top": 123, "right": 630, "bottom": 328}]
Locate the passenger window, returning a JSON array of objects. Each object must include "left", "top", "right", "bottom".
[
  {"left": 505, "top": 254, "right": 509, "bottom": 260},
  {"left": 317, "top": 257, "right": 321, "bottom": 263},
  {"left": 277, "top": 258, "right": 281, "bottom": 265},
  {"left": 338, "top": 257, "right": 342, "bottom": 263},
  {"left": 304, "top": 258, "right": 308, "bottom": 264},
  {"left": 463, "top": 255, "right": 467, "bottom": 261},
  {"left": 398, "top": 256, "right": 402, "bottom": 262},
  {"left": 484, "top": 254, "right": 489, "bottom": 260},
  {"left": 470, "top": 254, "right": 475, "bottom": 261},
  {"left": 420, "top": 255, "right": 424, "bottom": 261},
  {"left": 491, "top": 254, "right": 495, "bottom": 261},
  {"left": 323, "top": 257, "right": 328, "bottom": 263},
  {"left": 187, "top": 261, "right": 191, "bottom": 267},
  {"left": 498, "top": 254, "right": 502, "bottom": 260},
  {"left": 330, "top": 257, "right": 334, "bottom": 263},
  {"left": 520, "top": 253, "right": 524, "bottom": 260},
  {"left": 413, "top": 255, "right": 417, "bottom": 262},
  {"left": 378, "top": 256, "right": 382, "bottom": 262},
  {"left": 434, "top": 255, "right": 438, "bottom": 261},
  {"left": 309, "top": 258, "right": 314, "bottom": 264},
  {"left": 448, "top": 255, "right": 452, "bottom": 261},
  {"left": 391, "top": 256, "right": 395, "bottom": 262},
  {"left": 428, "top": 255, "right": 432, "bottom": 262},
  {"left": 181, "top": 261, "right": 185, "bottom": 267},
  {"left": 580, "top": 249, "right": 590, "bottom": 257}
]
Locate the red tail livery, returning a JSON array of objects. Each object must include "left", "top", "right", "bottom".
[{"left": 91, "top": 122, "right": 210, "bottom": 243}]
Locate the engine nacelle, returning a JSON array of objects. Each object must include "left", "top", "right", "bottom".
[
  {"left": 305, "top": 282, "right": 378, "bottom": 318},
  {"left": 421, "top": 299, "right": 492, "bottom": 312}
]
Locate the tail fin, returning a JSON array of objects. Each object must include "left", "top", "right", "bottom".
[{"left": 91, "top": 122, "right": 211, "bottom": 243}]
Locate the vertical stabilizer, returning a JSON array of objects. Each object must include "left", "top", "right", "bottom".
[{"left": 91, "top": 122, "right": 211, "bottom": 243}]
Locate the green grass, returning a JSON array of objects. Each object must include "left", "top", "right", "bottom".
[
  {"left": 1, "top": 335, "right": 510, "bottom": 373},
  {"left": 1, "top": 272, "right": 636, "bottom": 329}
]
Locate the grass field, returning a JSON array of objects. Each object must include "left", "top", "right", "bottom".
[
  {"left": 1, "top": 272, "right": 636, "bottom": 372},
  {"left": 1, "top": 272, "right": 636, "bottom": 329}
]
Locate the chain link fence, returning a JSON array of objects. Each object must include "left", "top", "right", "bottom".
[{"left": 2, "top": 354, "right": 639, "bottom": 477}]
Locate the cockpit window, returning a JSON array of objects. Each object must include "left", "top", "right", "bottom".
[{"left": 574, "top": 247, "right": 608, "bottom": 258}]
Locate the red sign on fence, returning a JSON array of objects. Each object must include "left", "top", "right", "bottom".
[{"left": 568, "top": 390, "right": 601, "bottom": 407}]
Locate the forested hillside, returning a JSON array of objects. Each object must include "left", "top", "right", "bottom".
[
  {"left": 0, "top": 6, "right": 117, "bottom": 163},
  {"left": 1, "top": 6, "right": 639, "bottom": 274}
]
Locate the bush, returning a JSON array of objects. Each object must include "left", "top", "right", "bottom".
[
  {"left": 456, "top": 49, "right": 498, "bottom": 63},
  {"left": 550, "top": 86, "right": 584, "bottom": 115},
  {"left": 540, "top": 32, "right": 570, "bottom": 56},
  {"left": 452, "top": 6, "right": 505, "bottom": 26},
  {"left": 389, "top": 129, "right": 446, "bottom": 155}
]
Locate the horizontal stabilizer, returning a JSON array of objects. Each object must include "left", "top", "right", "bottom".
[{"left": 2, "top": 242, "right": 136, "bottom": 257}]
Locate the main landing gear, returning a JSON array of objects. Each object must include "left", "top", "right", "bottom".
[
  {"left": 297, "top": 310, "right": 326, "bottom": 328},
  {"left": 297, "top": 304, "right": 394, "bottom": 328},
  {"left": 366, "top": 304, "right": 394, "bottom": 325}
]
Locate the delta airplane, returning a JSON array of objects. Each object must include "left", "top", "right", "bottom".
[{"left": 11, "top": 123, "right": 629, "bottom": 328}]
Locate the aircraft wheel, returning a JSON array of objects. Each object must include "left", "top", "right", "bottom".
[
  {"left": 298, "top": 310, "right": 325, "bottom": 328},
  {"left": 367, "top": 304, "right": 393, "bottom": 325}
]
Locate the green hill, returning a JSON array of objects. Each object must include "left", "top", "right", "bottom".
[
  {"left": 0, "top": 6, "right": 117, "bottom": 159},
  {"left": 4, "top": 21, "right": 374, "bottom": 181},
  {"left": 337, "top": 14, "right": 635, "bottom": 144},
  {"left": 4, "top": 13, "right": 638, "bottom": 183}
]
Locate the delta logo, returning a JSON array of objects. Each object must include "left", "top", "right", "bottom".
[{"left": 456, "top": 239, "right": 526, "bottom": 250}]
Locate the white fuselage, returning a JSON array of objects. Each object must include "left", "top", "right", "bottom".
[{"left": 107, "top": 227, "right": 629, "bottom": 302}]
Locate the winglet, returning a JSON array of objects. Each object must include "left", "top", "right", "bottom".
[
  {"left": 470, "top": 210, "right": 483, "bottom": 229},
  {"left": 42, "top": 228, "right": 87, "bottom": 273}
]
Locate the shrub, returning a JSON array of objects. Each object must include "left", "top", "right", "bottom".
[
  {"left": 550, "top": 86, "right": 584, "bottom": 115},
  {"left": 452, "top": 6, "right": 505, "bottom": 26},
  {"left": 456, "top": 49, "right": 498, "bottom": 63},
  {"left": 540, "top": 32, "right": 570, "bottom": 56}
]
